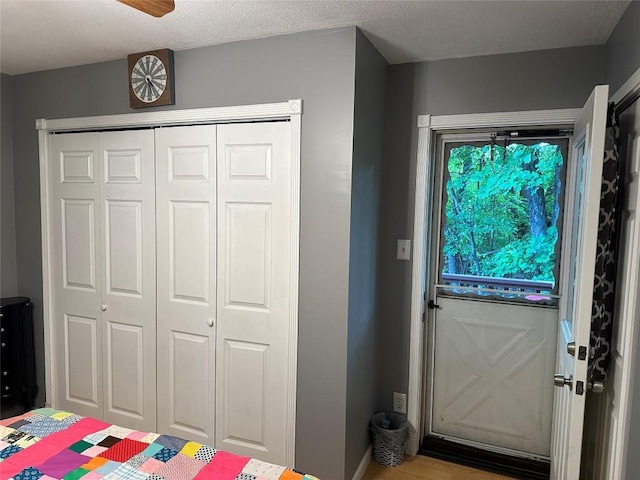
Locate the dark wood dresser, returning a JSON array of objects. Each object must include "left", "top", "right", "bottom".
[{"left": 0, "top": 297, "right": 37, "bottom": 416}]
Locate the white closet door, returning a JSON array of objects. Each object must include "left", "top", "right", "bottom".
[
  {"left": 155, "top": 125, "right": 217, "bottom": 444},
  {"left": 50, "top": 133, "right": 103, "bottom": 418},
  {"left": 99, "top": 130, "right": 156, "bottom": 431},
  {"left": 216, "top": 122, "right": 291, "bottom": 464}
]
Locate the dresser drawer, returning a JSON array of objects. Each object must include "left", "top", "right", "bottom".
[{"left": 0, "top": 297, "right": 36, "bottom": 415}]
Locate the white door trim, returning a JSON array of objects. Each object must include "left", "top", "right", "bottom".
[
  {"left": 36, "top": 100, "right": 302, "bottom": 132},
  {"left": 611, "top": 65, "right": 640, "bottom": 106},
  {"left": 603, "top": 66, "right": 640, "bottom": 479},
  {"left": 407, "top": 108, "right": 581, "bottom": 455},
  {"left": 37, "top": 99, "right": 302, "bottom": 466}
]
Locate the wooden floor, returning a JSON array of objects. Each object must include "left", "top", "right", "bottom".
[{"left": 362, "top": 455, "right": 515, "bottom": 480}]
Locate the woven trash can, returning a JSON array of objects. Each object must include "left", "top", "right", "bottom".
[{"left": 370, "top": 412, "right": 409, "bottom": 467}]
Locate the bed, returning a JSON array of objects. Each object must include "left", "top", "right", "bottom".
[{"left": 0, "top": 409, "right": 318, "bottom": 480}]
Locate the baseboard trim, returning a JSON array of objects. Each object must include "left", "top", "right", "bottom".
[{"left": 352, "top": 444, "right": 372, "bottom": 480}]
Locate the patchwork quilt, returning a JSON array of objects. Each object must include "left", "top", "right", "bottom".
[{"left": 0, "top": 409, "right": 318, "bottom": 480}]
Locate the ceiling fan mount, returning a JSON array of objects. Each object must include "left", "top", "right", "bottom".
[{"left": 117, "top": 0, "right": 175, "bottom": 18}]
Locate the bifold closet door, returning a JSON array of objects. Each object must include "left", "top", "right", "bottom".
[
  {"left": 49, "top": 130, "right": 156, "bottom": 430},
  {"left": 155, "top": 125, "right": 217, "bottom": 445},
  {"left": 216, "top": 122, "right": 292, "bottom": 464},
  {"left": 99, "top": 130, "right": 156, "bottom": 431},
  {"left": 50, "top": 133, "right": 103, "bottom": 419}
]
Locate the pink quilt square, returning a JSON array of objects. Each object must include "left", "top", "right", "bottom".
[
  {"left": 193, "top": 451, "right": 250, "bottom": 480},
  {"left": 139, "top": 457, "right": 164, "bottom": 474},
  {"left": 126, "top": 430, "right": 148, "bottom": 441},
  {"left": 83, "top": 445, "right": 107, "bottom": 457},
  {"left": 155, "top": 453, "right": 207, "bottom": 480},
  {"left": 79, "top": 472, "right": 103, "bottom": 480}
]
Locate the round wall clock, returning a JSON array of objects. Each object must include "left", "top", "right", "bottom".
[{"left": 127, "top": 49, "right": 175, "bottom": 108}]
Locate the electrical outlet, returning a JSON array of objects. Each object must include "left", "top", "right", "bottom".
[
  {"left": 397, "top": 239, "right": 411, "bottom": 260},
  {"left": 393, "top": 392, "right": 407, "bottom": 414}
]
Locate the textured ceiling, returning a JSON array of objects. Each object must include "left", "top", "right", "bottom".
[{"left": 0, "top": 0, "right": 631, "bottom": 75}]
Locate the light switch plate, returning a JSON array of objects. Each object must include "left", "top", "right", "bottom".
[{"left": 397, "top": 239, "right": 411, "bottom": 260}]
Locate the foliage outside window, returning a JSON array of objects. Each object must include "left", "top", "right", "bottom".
[{"left": 442, "top": 141, "right": 565, "bottom": 290}]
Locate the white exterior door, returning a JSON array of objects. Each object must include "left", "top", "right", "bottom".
[
  {"left": 50, "top": 133, "right": 103, "bottom": 419},
  {"left": 99, "top": 130, "right": 156, "bottom": 431},
  {"left": 551, "top": 84, "right": 609, "bottom": 480},
  {"left": 428, "top": 135, "right": 566, "bottom": 457},
  {"left": 155, "top": 125, "right": 218, "bottom": 445},
  {"left": 215, "top": 122, "right": 292, "bottom": 464}
]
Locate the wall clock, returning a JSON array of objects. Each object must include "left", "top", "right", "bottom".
[{"left": 127, "top": 48, "right": 175, "bottom": 108}]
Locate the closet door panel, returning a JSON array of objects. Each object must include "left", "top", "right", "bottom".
[
  {"left": 50, "top": 133, "right": 103, "bottom": 419},
  {"left": 156, "top": 125, "right": 217, "bottom": 444},
  {"left": 99, "top": 130, "right": 156, "bottom": 430},
  {"left": 216, "top": 122, "right": 291, "bottom": 464}
]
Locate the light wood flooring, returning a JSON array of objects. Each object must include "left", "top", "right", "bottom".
[{"left": 362, "top": 455, "right": 516, "bottom": 480}]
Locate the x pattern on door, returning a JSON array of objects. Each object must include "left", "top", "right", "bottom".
[{"left": 432, "top": 298, "right": 556, "bottom": 456}]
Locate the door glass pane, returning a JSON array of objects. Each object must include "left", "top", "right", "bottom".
[
  {"left": 565, "top": 143, "right": 586, "bottom": 324},
  {"left": 440, "top": 139, "right": 568, "bottom": 304}
]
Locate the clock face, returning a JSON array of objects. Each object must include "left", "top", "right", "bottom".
[{"left": 131, "top": 54, "right": 168, "bottom": 103}]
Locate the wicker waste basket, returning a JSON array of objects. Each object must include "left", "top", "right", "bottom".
[{"left": 369, "top": 412, "right": 409, "bottom": 467}]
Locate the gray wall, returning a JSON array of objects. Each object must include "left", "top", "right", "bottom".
[
  {"left": 11, "top": 27, "right": 358, "bottom": 479},
  {"left": 605, "top": 1, "right": 640, "bottom": 95},
  {"left": 345, "top": 30, "right": 387, "bottom": 480},
  {"left": 1, "top": 73, "right": 18, "bottom": 298},
  {"left": 377, "top": 45, "right": 606, "bottom": 411}
]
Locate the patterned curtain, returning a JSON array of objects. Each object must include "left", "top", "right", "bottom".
[{"left": 589, "top": 103, "right": 622, "bottom": 384}]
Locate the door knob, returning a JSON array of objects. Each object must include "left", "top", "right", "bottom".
[
  {"left": 101, "top": 305, "right": 107, "bottom": 311},
  {"left": 554, "top": 374, "right": 573, "bottom": 390},
  {"left": 567, "top": 342, "right": 576, "bottom": 356},
  {"left": 207, "top": 318, "right": 215, "bottom": 327}
]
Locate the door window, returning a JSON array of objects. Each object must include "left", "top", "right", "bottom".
[{"left": 439, "top": 136, "right": 569, "bottom": 304}]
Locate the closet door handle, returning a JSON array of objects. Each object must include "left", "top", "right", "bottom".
[
  {"left": 207, "top": 318, "right": 215, "bottom": 328},
  {"left": 101, "top": 305, "right": 107, "bottom": 312}
]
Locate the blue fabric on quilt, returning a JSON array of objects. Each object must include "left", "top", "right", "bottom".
[
  {"left": 152, "top": 447, "right": 178, "bottom": 463},
  {"left": 0, "top": 444, "right": 22, "bottom": 459},
  {"left": 12, "top": 467, "right": 44, "bottom": 480},
  {"left": 18, "top": 417, "right": 69, "bottom": 437},
  {"left": 154, "top": 434, "right": 188, "bottom": 451},
  {"left": 103, "top": 463, "right": 148, "bottom": 480}
]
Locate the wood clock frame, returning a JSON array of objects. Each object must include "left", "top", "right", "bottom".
[{"left": 127, "top": 48, "right": 175, "bottom": 108}]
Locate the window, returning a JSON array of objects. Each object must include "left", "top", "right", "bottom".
[{"left": 438, "top": 136, "right": 569, "bottom": 304}]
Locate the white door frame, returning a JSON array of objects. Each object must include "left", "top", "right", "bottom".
[
  {"left": 407, "top": 108, "right": 582, "bottom": 455},
  {"left": 590, "top": 67, "right": 640, "bottom": 479},
  {"left": 408, "top": 67, "right": 640, "bottom": 458},
  {"left": 37, "top": 99, "right": 302, "bottom": 466}
]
